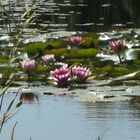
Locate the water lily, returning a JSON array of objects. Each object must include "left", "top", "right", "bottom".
[
  {"left": 50, "top": 64, "right": 92, "bottom": 87},
  {"left": 51, "top": 65, "right": 71, "bottom": 88},
  {"left": 71, "top": 66, "right": 92, "bottom": 82},
  {"left": 20, "top": 59, "right": 36, "bottom": 82},
  {"left": 20, "top": 59, "right": 36, "bottom": 73},
  {"left": 109, "top": 40, "right": 126, "bottom": 63},
  {"left": 69, "top": 35, "right": 83, "bottom": 46},
  {"left": 42, "top": 54, "right": 55, "bottom": 64}
]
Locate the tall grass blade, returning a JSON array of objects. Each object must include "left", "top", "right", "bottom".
[{"left": 11, "top": 122, "right": 17, "bottom": 140}]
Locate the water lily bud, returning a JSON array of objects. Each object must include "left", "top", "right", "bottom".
[
  {"left": 109, "top": 40, "right": 126, "bottom": 53},
  {"left": 69, "top": 35, "right": 83, "bottom": 46},
  {"left": 42, "top": 54, "right": 55, "bottom": 63},
  {"left": 20, "top": 59, "right": 36, "bottom": 74}
]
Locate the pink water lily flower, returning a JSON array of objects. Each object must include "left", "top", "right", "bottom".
[
  {"left": 109, "top": 40, "right": 125, "bottom": 53},
  {"left": 109, "top": 40, "right": 126, "bottom": 63},
  {"left": 20, "top": 59, "right": 36, "bottom": 74},
  {"left": 51, "top": 65, "right": 71, "bottom": 88},
  {"left": 42, "top": 54, "right": 55, "bottom": 63},
  {"left": 69, "top": 35, "right": 83, "bottom": 46},
  {"left": 71, "top": 66, "right": 92, "bottom": 82}
]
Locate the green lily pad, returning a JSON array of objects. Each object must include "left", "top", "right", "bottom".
[
  {"left": 99, "top": 71, "right": 140, "bottom": 86},
  {"left": 125, "top": 71, "right": 140, "bottom": 80},
  {"left": 49, "top": 40, "right": 67, "bottom": 49},
  {"left": 69, "top": 48, "right": 98, "bottom": 58},
  {"left": 44, "top": 48, "right": 67, "bottom": 57},
  {"left": 80, "top": 33, "right": 100, "bottom": 48},
  {"left": 23, "top": 42, "right": 49, "bottom": 57},
  {"left": 35, "top": 65, "right": 50, "bottom": 73},
  {"left": 133, "top": 59, "right": 140, "bottom": 65},
  {"left": 111, "top": 66, "right": 130, "bottom": 77},
  {"left": 0, "top": 56, "right": 9, "bottom": 63}
]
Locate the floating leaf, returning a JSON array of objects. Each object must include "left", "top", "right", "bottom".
[
  {"left": 112, "top": 66, "right": 130, "bottom": 77},
  {"left": 69, "top": 48, "right": 98, "bottom": 58},
  {"left": 80, "top": 37, "right": 96, "bottom": 48},
  {"left": 100, "top": 79, "right": 123, "bottom": 86},
  {"left": 0, "top": 56, "right": 9, "bottom": 63},
  {"left": 125, "top": 71, "right": 140, "bottom": 80},
  {"left": 24, "top": 42, "right": 49, "bottom": 57},
  {"left": 49, "top": 40, "right": 67, "bottom": 49},
  {"left": 133, "top": 59, "right": 140, "bottom": 65},
  {"left": 83, "top": 32, "right": 100, "bottom": 46},
  {"left": 45, "top": 48, "right": 67, "bottom": 56}
]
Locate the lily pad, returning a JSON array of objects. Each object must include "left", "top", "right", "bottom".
[
  {"left": 0, "top": 56, "right": 9, "bottom": 63},
  {"left": 23, "top": 42, "right": 49, "bottom": 57},
  {"left": 44, "top": 48, "right": 67, "bottom": 57},
  {"left": 133, "top": 59, "right": 140, "bottom": 65},
  {"left": 69, "top": 48, "right": 98, "bottom": 58},
  {"left": 80, "top": 37, "right": 97, "bottom": 48},
  {"left": 49, "top": 40, "right": 67, "bottom": 49},
  {"left": 99, "top": 71, "right": 140, "bottom": 86},
  {"left": 82, "top": 32, "right": 100, "bottom": 47}
]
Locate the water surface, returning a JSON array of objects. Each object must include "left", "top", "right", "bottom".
[{"left": 0, "top": 93, "right": 140, "bottom": 140}]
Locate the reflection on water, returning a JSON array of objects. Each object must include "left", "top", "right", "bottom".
[
  {"left": 20, "top": 92, "right": 39, "bottom": 104},
  {"left": 0, "top": 94, "right": 140, "bottom": 140},
  {"left": 0, "top": 0, "right": 140, "bottom": 35}
]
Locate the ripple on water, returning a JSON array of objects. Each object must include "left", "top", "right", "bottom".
[{"left": 0, "top": 93, "right": 140, "bottom": 140}]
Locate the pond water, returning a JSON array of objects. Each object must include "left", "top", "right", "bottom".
[
  {"left": 0, "top": 0, "right": 140, "bottom": 35},
  {"left": 0, "top": 93, "right": 140, "bottom": 140}
]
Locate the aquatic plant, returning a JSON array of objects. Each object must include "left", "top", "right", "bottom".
[
  {"left": 71, "top": 66, "right": 92, "bottom": 82},
  {"left": 0, "top": 0, "right": 45, "bottom": 139},
  {"left": 69, "top": 35, "right": 83, "bottom": 46},
  {"left": 50, "top": 64, "right": 71, "bottom": 88},
  {"left": 0, "top": 92, "right": 22, "bottom": 136},
  {"left": 20, "top": 59, "right": 37, "bottom": 82},
  {"left": 109, "top": 40, "right": 126, "bottom": 63},
  {"left": 42, "top": 54, "right": 55, "bottom": 64},
  {"left": 50, "top": 64, "right": 92, "bottom": 88}
]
